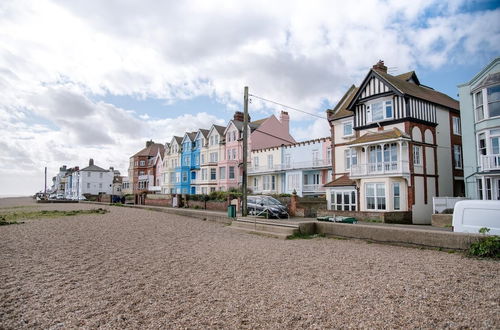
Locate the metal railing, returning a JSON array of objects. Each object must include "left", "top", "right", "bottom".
[
  {"left": 248, "top": 159, "right": 331, "bottom": 174},
  {"left": 350, "top": 161, "right": 409, "bottom": 176},
  {"left": 481, "top": 154, "right": 500, "bottom": 171},
  {"left": 302, "top": 184, "right": 326, "bottom": 192}
]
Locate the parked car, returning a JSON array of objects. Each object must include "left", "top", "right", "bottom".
[
  {"left": 56, "top": 193, "right": 64, "bottom": 200},
  {"left": 247, "top": 195, "right": 289, "bottom": 218},
  {"left": 453, "top": 200, "right": 500, "bottom": 235}
]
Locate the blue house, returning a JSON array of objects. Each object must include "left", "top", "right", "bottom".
[
  {"left": 458, "top": 57, "right": 500, "bottom": 200},
  {"left": 178, "top": 132, "right": 197, "bottom": 194}
]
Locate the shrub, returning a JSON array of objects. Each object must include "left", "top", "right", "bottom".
[
  {"left": 441, "top": 208, "right": 454, "bottom": 214},
  {"left": 468, "top": 235, "right": 500, "bottom": 258}
]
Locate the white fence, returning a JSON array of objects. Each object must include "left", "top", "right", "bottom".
[{"left": 433, "top": 197, "right": 469, "bottom": 214}]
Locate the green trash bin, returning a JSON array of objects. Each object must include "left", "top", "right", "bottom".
[{"left": 227, "top": 205, "right": 236, "bottom": 218}]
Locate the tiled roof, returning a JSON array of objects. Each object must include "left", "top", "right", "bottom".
[
  {"left": 187, "top": 132, "right": 197, "bottom": 141},
  {"left": 346, "top": 128, "right": 410, "bottom": 145},
  {"left": 374, "top": 69, "right": 459, "bottom": 110},
  {"left": 133, "top": 143, "right": 165, "bottom": 157},
  {"left": 324, "top": 175, "right": 356, "bottom": 187},
  {"left": 213, "top": 124, "right": 226, "bottom": 135},
  {"left": 174, "top": 136, "right": 183, "bottom": 145},
  {"left": 199, "top": 129, "right": 210, "bottom": 138},
  {"left": 328, "top": 85, "right": 357, "bottom": 121}
]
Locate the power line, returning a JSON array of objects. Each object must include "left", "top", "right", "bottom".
[{"left": 249, "top": 93, "right": 326, "bottom": 120}]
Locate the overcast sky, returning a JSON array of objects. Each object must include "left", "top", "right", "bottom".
[{"left": 1, "top": 0, "right": 499, "bottom": 195}]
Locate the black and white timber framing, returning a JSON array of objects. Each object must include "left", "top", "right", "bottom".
[{"left": 350, "top": 70, "right": 438, "bottom": 129}]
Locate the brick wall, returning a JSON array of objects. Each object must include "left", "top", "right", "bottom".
[{"left": 317, "top": 209, "right": 412, "bottom": 224}]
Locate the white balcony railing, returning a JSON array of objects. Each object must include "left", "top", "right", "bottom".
[
  {"left": 350, "top": 161, "right": 409, "bottom": 177},
  {"left": 149, "top": 185, "right": 161, "bottom": 192},
  {"left": 303, "top": 184, "right": 326, "bottom": 192},
  {"left": 481, "top": 155, "right": 500, "bottom": 171},
  {"left": 248, "top": 159, "right": 332, "bottom": 174}
]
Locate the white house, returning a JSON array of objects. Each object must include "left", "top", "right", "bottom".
[{"left": 70, "top": 159, "right": 114, "bottom": 199}]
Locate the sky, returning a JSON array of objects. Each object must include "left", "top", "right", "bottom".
[{"left": 0, "top": 0, "right": 499, "bottom": 196}]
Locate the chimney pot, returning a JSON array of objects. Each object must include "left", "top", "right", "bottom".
[
  {"left": 372, "top": 60, "right": 387, "bottom": 73},
  {"left": 233, "top": 111, "right": 244, "bottom": 122},
  {"left": 89, "top": 159, "right": 94, "bottom": 166}
]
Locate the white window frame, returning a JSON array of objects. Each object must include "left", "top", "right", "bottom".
[
  {"left": 453, "top": 145, "right": 463, "bottom": 169},
  {"left": 219, "top": 167, "right": 226, "bottom": 180},
  {"left": 267, "top": 155, "right": 274, "bottom": 169},
  {"left": 392, "top": 183, "right": 401, "bottom": 211},
  {"left": 413, "top": 145, "right": 422, "bottom": 165},
  {"left": 366, "top": 183, "right": 386, "bottom": 211},
  {"left": 343, "top": 121, "right": 354, "bottom": 137},
  {"left": 229, "top": 166, "right": 235, "bottom": 179},
  {"left": 344, "top": 149, "right": 357, "bottom": 170},
  {"left": 366, "top": 99, "right": 393, "bottom": 123},
  {"left": 452, "top": 117, "right": 461, "bottom": 135},
  {"left": 330, "top": 189, "right": 356, "bottom": 211}
]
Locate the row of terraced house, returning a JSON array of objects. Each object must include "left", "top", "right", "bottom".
[{"left": 127, "top": 59, "right": 500, "bottom": 223}]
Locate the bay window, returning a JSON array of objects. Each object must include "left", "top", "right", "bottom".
[
  {"left": 487, "top": 85, "right": 500, "bottom": 118},
  {"left": 330, "top": 190, "right": 356, "bottom": 211},
  {"left": 475, "top": 91, "right": 484, "bottom": 121}
]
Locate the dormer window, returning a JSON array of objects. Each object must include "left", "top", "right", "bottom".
[{"left": 367, "top": 100, "right": 393, "bottom": 123}]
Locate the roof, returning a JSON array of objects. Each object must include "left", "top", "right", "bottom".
[
  {"left": 328, "top": 85, "right": 357, "bottom": 121},
  {"left": 174, "top": 136, "right": 183, "bottom": 145},
  {"left": 199, "top": 129, "right": 210, "bottom": 138},
  {"left": 394, "top": 71, "right": 420, "bottom": 85},
  {"left": 133, "top": 143, "right": 165, "bottom": 157},
  {"left": 213, "top": 124, "right": 226, "bottom": 135},
  {"left": 324, "top": 175, "right": 356, "bottom": 187},
  {"left": 346, "top": 128, "right": 410, "bottom": 145},
  {"left": 458, "top": 57, "right": 500, "bottom": 87},
  {"left": 373, "top": 69, "right": 459, "bottom": 110},
  {"left": 475, "top": 72, "right": 500, "bottom": 91},
  {"left": 80, "top": 164, "right": 108, "bottom": 172},
  {"left": 230, "top": 116, "right": 268, "bottom": 132},
  {"left": 187, "top": 132, "right": 197, "bottom": 141}
]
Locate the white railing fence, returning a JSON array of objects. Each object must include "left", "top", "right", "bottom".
[
  {"left": 433, "top": 197, "right": 469, "bottom": 214},
  {"left": 481, "top": 154, "right": 500, "bottom": 171}
]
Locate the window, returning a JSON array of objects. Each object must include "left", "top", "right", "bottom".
[
  {"left": 99, "top": 172, "right": 103, "bottom": 179},
  {"left": 210, "top": 168, "right": 216, "bottom": 180},
  {"left": 263, "top": 175, "right": 276, "bottom": 190},
  {"left": 486, "top": 178, "right": 492, "bottom": 200},
  {"left": 232, "top": 131, "right": 237, "bottom": 141},
  {"left": 232, "top": 149, "right": 236, "bottom": 160},
  {"left": 345, "top": 149, "right": 357, "bottom": 169},
  {"left": 195, "top": 155, "right": 199, "bottom": 165},
  {"left": 201, "top": 154, "right": 205, "bottom": 164},
  {"left": 253, "top": 157, "right": 259, "bottom": 169},
  {"left": 99, "top": 183, "right": 102, "bottom": 189},
  {"left": 331, "top": 190, "right": 356, "bottom": 211},
  {"left": 327, "top": 148, "right": 332, "bottom": 165},
  {"left": 229, "top": 166, "right": 235, "bottom": 179},
  {"left": 201, "top": 169, "right": 207, "bottom": 181},
  {"left": 475, "top": 91, "right": 484, "bottom": 121},
  {"left": 209, "top": 152, "right": 218, "bottom": 163},
  {"left": 182, "top": 172, "right": 187, "bottom": 182},
  {"left": 227, "top": 150, "right": 231, "bottom": 160},
  {"left": 477, "top": 179, "right": 483, "bottom": 199},
  {"left": 413, "top": 146, "right": 421, "bottom": 165},
  {"left": 253, "top": 177, "right": 259, "bottom": 189},
  {"left": 478, "top": 134, "right": 487, "bottom": 162},
  {"left": 87, "top": 183, "right": 90, "bottom": 189},
  {"left": 487, "top": 85, "right": 500, "bottom": 118},
  {"left": 175, "top": 173, "right": 180, "bottom": 183},
  {"left": 219, "top": 167, "right": 226, "bottom": 180},
  {"left": 452, "top": 117, "right": 461, "bottom": 135},
  {"left": 453, "top": 145, "right": 463, "bottom": 169},
  {"left": 366, "top": 183, "right": 386, "bottom": 210},
  {"left": 367, "top": 100, "right": 393, "bottom": 123},
  {"left": 284, "top": 154, "right": 291, "bottom": 168},
  {"left": 491, "top": 129, "right": 500, "bottom": 154},
  {"left": 343, "top": 121, "right": 353, "bottom": 136},
  {"left": 312, "top": 150, "right": 320, "bottom": 166},
  {"left": 191, "top": 171, "right": 196, "bottom": 180},
  {"left": 393, "top": 183, "right": 400, "bottom": 210},
  {"left": 267, "top": 155, "right": 273, "bottom": 169},
  {"left": 139, "top": 160, "right": 145, "bottom": 166}
]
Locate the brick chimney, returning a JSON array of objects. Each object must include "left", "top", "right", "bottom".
[
  {"left": 89, "top": 159, "right": 94, "bottom": 166},
  {"left": 372, "top": 60, "right": 387, "bottom": 73},
  {"left": 279, "top": 110, "right": 290, "bottom": 132},
  {"left": 233, "top": 111, "right": 244, "bottom": 122},
  {"left": 146, "top": 140, "right": 154, "bottom": 148}
]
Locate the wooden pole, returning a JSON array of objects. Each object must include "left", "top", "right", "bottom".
[{"left": 242, "top": 86, "right": 249, "bottom": 217}]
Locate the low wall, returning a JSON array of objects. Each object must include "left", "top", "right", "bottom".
[
  {"left": 145, "top": 194, "right": 173, "bottom": 207},
  {"left": 186, "top": 200, "right": 229, "bottom": 211},
  {"left": 314, "top": 222, "right": 483, "bottom": 250},
  {"left": 431, "top": 214, "right": 453, "bottom": 228},
  {"left": 317, "top": 210, "right": 412, "bottom": 224}
]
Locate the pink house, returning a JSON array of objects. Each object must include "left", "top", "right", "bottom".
[{"left": 217, "top": 111, "right": 296, "bottom": 191}]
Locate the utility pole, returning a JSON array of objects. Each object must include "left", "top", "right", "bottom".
[
  {"left": 242, "top": 86, "right": 249, "bottom": 216},
  {"left": 44, "top": 167, "right": 47, "bottom": 194}
]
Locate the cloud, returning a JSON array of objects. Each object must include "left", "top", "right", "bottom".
[{"left": 0, "top": 0, "right": 499, "bottom": 194}]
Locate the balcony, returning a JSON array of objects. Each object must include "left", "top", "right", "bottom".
[
  {"left": 149, "top": 185, "right": 161, "bottom": 192},
  {"left": 283, "top": 159, "right": 331, "bottom": 170},
  {"left": 481, "top": 155, "right": 500, "bottom": 171},
  {"left": 248, "top": 164, "right": 284, "bottom": 174},
  {"left": 350, "top": 161, "right": 410, "bottom": 178},
  {"left": 303, "top": 184, "right": 326, "bottom": 192}
]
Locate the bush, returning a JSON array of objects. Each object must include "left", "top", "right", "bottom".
[
  {"left": 468, "top": 235, "right": 500, "bottom": 258},
  {"left": 441, "top": 208, "right": 454, "bottom": 214}
]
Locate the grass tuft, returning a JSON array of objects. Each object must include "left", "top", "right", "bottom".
[{"left": 0, "top": 208, "right": 109, "bottom": 224}]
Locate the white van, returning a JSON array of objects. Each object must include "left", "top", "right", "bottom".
[{"left": 453, "top": 200, "right": 500, "bottom": 235}]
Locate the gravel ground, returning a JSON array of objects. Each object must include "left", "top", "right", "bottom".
[{"left": 1, "top": 198, "right": 499, "bottom": 329}]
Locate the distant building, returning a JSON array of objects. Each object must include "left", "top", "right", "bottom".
[
  {"left": 70, "top": 159, "right": 114, "bottom": 199},
  {"left": 128, "top": 140, "right": 165, "bottom": 197},
  {"left": 458, "top": 57, "right": 500, "bottom": 200}
]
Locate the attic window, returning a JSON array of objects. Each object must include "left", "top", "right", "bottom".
[{"left": 367, "top": 100, "right": 393, "bottom": 123}]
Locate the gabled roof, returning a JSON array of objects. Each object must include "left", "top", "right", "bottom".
[
  {"left": 80, "top": 164, "right": 108, "bottom": 172},
  {"left": 346, "top": 128, "right": 410, "bottom": 146},
  {"left": 133, "top": 143, "right": 165, "bottom": 157},
  {"left": 225, "top": 116, "right": 268, "bottom": 134},
  {"left": 327, "top": 85, "right": 357, "bottom": 122},
  {"left": 347, "top": 67, "right": 459, "bottom": 111},
  {"left": 475, "top": 72, "right": 500, "bottom": 91},
  {"left": 373, "top": 69, "right": 459, "bottom": 110},
  {"left": 208, "top": 124, "right": 226, "bottom": 137},
  {"left": 324, "top": 175, "right": 356, "bottom": 187},
  {"left": 395, "top": 71, "right": 420, "bottom": 85},
  {"left": 181, "top": 132, "right": 197, "bottom": 144}
]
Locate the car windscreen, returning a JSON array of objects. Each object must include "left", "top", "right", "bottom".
[{"left": 262, "top": 197, "right": 282, "bottom": 205}]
